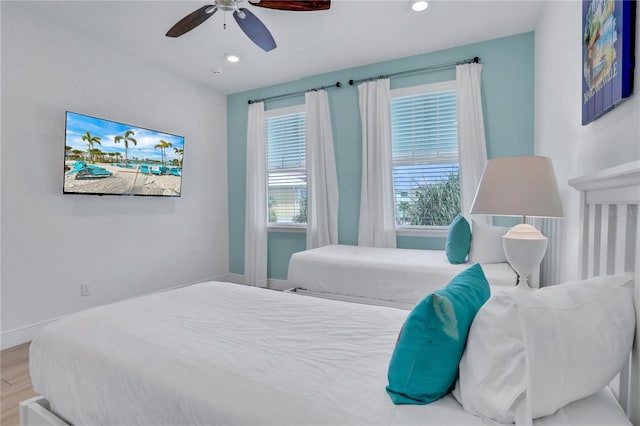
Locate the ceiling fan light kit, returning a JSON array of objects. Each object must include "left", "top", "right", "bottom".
[{"left": 166, "top": 0, "right": 331, "bottom": 52}]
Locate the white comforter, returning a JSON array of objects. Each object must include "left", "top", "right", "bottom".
[
  {"left": 30, "top": 281, "right": 629, "bottom": 425},
  {"left": 288, "top": 245, "right": 518, "bottom": 306}
]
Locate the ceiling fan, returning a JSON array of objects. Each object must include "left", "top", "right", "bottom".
[{"left": 166, "top": 0, "right": 331, "bottom": 52}]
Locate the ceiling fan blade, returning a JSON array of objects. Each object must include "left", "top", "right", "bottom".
[
  {"left": 166, "top": 5, "right": 218, "bottom": 38},
  {"left": 248, "top": 0, "right": 330, "bottom": 11},
  {"left": 233, "top": 8, "right": 277, "bottom": 52}
]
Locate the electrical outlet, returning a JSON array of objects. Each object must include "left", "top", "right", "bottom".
[{"left": 80, "top": 282, "right": 91, "bottom": 297}]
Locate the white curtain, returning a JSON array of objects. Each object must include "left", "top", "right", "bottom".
[
  {"left": 456, "top": 63, "right": 489, "bottom": 223},
  {"left": 244, "top": 102, "right": 268, "bottom": 287},
  {"left": 305, "top": 90, "right": 339, "bottom": 249},
  {"left": 357, "top": 79, "right": 397, "bottom": 248}
]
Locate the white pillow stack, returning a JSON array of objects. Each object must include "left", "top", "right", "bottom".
[
  {"left": 454, "top": 274, "right": 635, "bottom": 424},
  {"left": 468, "top": 219, "right": 509, "bottom": 264}
]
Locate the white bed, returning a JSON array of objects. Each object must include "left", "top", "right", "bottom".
[
  {"left": 26, "top": 281, "right": 631, "bottom": 426},
  {"left": 20, "top": 161, "right": 640, "bottom": 426},
  {"left": 287, "top": 244, "right": 518, "bottom": 308}
]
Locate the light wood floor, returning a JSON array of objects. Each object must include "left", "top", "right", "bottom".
[{"left": 1, "top": 342, "right": 36, "bottom": 426}]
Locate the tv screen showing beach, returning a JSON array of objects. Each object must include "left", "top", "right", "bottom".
[{"left": 64, "top": 112, "right": 184, "bottom": 197}]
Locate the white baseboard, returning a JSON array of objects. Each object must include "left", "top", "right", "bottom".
[
  {"left": 217, "top": 273, "right": 245, "bottom": 284},
  {"left": 1, "top": 317, "right": 61, "bottom": 350},
  {"left": 215, "top": 273, "right": 291, "bottom": 291},
  {"left": 267, "top": 278, "right": 292, "bottom": 291}
]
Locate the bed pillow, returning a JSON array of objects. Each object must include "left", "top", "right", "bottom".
[
  {"left": 453, "top": 274, "right": 635, "bottom": 424},
  {"left": 468, "top": 219, "right": 509, "bottom": 264},
  {"left": 446, "top": 215, "right": 471, "bottom": 264},
  {"left": 386, "top": 263, "right": 490, "bottom": 405}
]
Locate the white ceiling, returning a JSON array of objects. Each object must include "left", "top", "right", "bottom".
[{"left": 16, "top": 0, "right": 544, "bottom": 95}]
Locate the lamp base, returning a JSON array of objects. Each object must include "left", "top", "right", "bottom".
[
  {"left": 515, "top": 275, "right": 535, "bottom": 291},
  {"left": 502, "top": 224, "right": 548, "bottom": 290}
]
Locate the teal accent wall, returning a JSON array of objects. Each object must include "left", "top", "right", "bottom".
[{"left": 228, "top": 32, "right": 535, "bottom": 280}]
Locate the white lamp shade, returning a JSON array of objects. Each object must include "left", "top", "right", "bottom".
[{"left": 470, "top": 156, "right": 563, "bottom": 218}]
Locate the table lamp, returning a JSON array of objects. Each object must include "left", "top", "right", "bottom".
[{"left": 470, "top": 156, "right": 563, "bottom": 289}]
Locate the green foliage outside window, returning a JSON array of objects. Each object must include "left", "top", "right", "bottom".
[
  {"left": 268, "top": 196, "right": 278, "bottom": 223},
  {"left": 293, "top": 194, "right": 307, "bottom": 223},
  {"left": 398, "top": 172, "right": 460, "bottom": 226}
]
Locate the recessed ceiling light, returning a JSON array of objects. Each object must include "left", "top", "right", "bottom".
[
  {"left": 225, "top": 53, "right": 240, "bottom": 63},
  {"left": 410, "top": 0, "right": 428, "bottom": 12}
]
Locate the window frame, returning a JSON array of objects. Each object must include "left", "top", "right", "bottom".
[
  {"left": 264, "top": 104, "right": 307, "bottom": 231},
  {"left": 390, "top": 80, "right": 459, "bottom": 237}
]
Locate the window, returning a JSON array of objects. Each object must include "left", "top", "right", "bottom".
[
  {"left": 265, "top": 105, "right": 307, "bottom": 226},
  {"left": 391, "top": 81, "right": 460, "bottom": 228}
]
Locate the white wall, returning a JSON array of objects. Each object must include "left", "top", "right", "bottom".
[
  {"left": 535, "top": 1, "right": 640, "bottom": 283},
  {"left": 0, "top": 2, "right": 229, "bottom": 347}
]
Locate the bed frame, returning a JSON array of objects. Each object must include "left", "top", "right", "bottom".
[
  {"left": 19, "top": 160, "right": 640, "bottom": 425},
  {"left": 568, "top": 160, "right": 640, "bottom": 425}
]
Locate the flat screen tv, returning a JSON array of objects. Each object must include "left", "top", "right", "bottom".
[{"left": 63, "top": 111, "right": 185, "bottom": 197}]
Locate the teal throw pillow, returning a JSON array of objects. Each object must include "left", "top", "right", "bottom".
[
  {"left": 446, "top": 215, "right": 471, "bottom": 264},
  {"left": 386, "top": 263, "right": 491, "bottom": 405}
]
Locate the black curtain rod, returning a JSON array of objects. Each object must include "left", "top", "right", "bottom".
[
  {"left": 348, "top": 56, "right": 480, "bottom": 86},
  {"left": 248, "top": 81, "right": 342, "bottom": 105}
]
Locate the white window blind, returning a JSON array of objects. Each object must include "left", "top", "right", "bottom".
[
  {"left": 265, "top": 106, "right": 307, "bottom": 225},
  {"left": 391, "top": 81, "right": 460, "bottom": 227}
]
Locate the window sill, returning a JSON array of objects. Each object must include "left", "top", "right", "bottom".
[
  {"left": 268, "top": 225, "right": 307, "bottom": 233},
  {"left": 396, "top": 226, "right": 448, "bottom": 238}
]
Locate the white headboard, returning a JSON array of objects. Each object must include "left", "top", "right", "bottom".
[{"left": 569, "top": 160, "right": 640, "bottom": 425}]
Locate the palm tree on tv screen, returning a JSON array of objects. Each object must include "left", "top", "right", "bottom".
[
  {"left": 81, "top": 131, "right": 101, "bottom": 163},
  {"left": 114, "top": 130, "right": 137, "bottom": 165},
  {"left": 173, "top": 147, "right": 184, "bottom": 166},
  {"left": 155, "top": 140, "right": 173, "bottom": 167}
]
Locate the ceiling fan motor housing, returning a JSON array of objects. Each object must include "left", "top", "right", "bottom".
[{"left": 217, "top": 0, "right": 240, "bottom": 12}]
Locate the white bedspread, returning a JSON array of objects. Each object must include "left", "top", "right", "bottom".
[
  {"left": 288, "top": 245, "right": 517, "bottom": 306},
  {"left": 30, "top": 281, "right": 629, "bottom": 426}
]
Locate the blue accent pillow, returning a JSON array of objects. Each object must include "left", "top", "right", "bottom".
[
  {"left": 386, "top": 263, "right": 491, "bottom": 405},
  {"left": 446, "top": 215, "right": 471, "bottom": 264}
]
